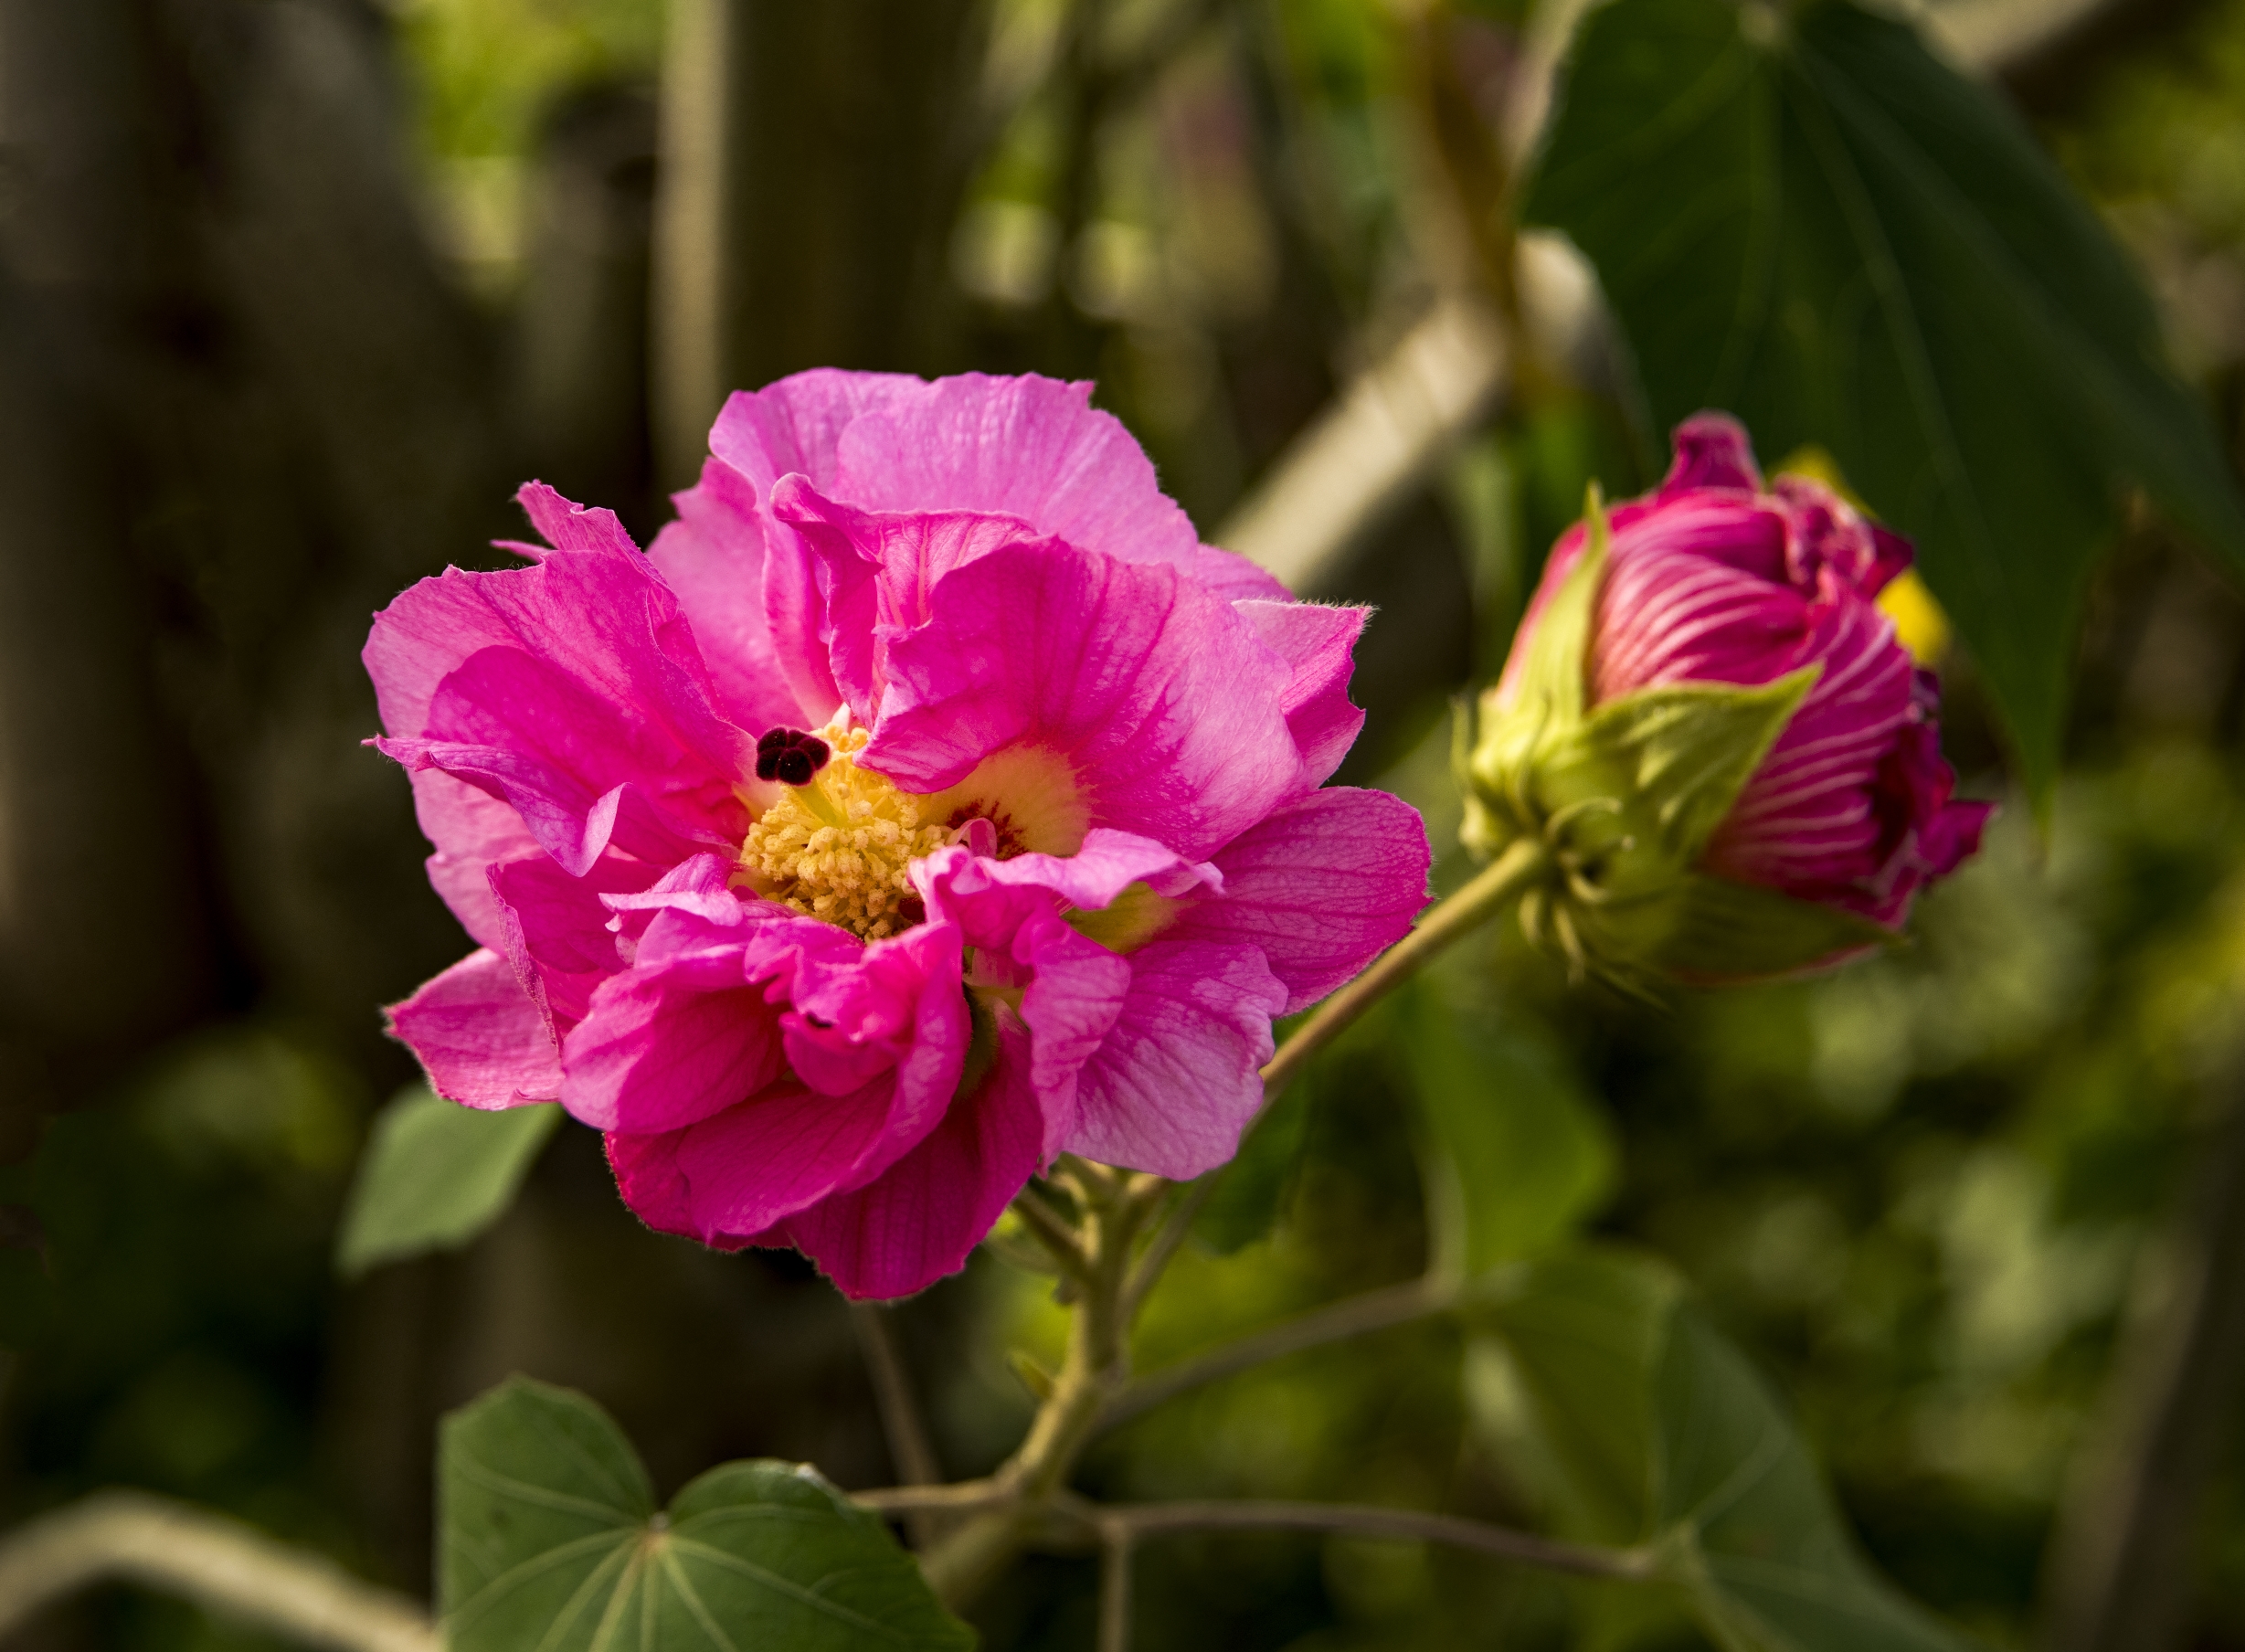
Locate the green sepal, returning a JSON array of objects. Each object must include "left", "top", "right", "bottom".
[
  {"left": 1654, "top": 874, "right": 1901, "bottom": 981},
  {"left": 1467, "top": 483, "right": 1613, "bottom": 807},
  {"left": 1566, "top": 667, "right": 1819, "bottom": 864}
]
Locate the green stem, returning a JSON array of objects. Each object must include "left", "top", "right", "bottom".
[
  {"left": 1123, "top": 837, "right": 1548, "bottom": 1317},
  {"left": 918, "top": 1177, "right": 1157, "bottom": 1611},
  {"left": 918, "top": 840, "right": 1551, "bottom": 1611},
  {"left": 1260, "top": 834, "right": 1548, "bottom": 1102}
]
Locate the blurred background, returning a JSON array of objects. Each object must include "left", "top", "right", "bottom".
[{"left": 4, "top": 0, "right": 2245, "bottom": 1647}]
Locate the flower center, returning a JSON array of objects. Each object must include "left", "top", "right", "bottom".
[{"left": 737, "top": 725, "right": 950, "bottom": 940}]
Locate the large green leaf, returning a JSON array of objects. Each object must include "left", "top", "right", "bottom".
[
  {"left": 336, "top": 1085, "right": 560, "bottom": 1276},
  {"left": 1467, "top": 1251, "right": 1987, "bottom": 1652},
  {"left": 440, "top": 1376, "right": 973, "bottom": 1652},
  {"left": 1403, "top": 977, "right": 1614, "bottom": 1276},
  {"left": 1523, "top": 0, "right": 2245, "bottom": 793}
]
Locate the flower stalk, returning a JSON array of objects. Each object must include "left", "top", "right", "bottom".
[
  {"left": 917, "top": 1167, "right": 1162, "bottom": 1607},
  {"left": 913, "top": 840, "right": 1559, "bottom": 1612}
]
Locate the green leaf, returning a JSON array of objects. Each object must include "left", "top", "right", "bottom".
[
  {"left": 1523, "top": 0, "right": 2245, "bottom": 796},
  {"left": 1468, "top": 1251, "right": 1990, "bottom": 1652},
  {"left": 335, "top": 1085, "right": 560, "bottom": 1277},
  {"left": 1403, "top": 978, "right": 1615, "bottom": 1277},
  {"left": 440, "top": 1376, "right": 974, "bottom": 1652},
  {"left": 1654, "top": 874, "right": 1900, "bottom": 981}
]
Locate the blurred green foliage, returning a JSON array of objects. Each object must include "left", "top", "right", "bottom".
[{"left": 398, "top": 0, "right": 662, "bottom": 164}]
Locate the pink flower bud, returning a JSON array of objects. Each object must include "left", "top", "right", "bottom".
[{"left": 1469, "top": 413, "right": 1990, "bottom": 981}]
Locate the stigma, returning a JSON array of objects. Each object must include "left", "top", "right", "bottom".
[{"left": 737, "top": 723, "right": 950, "bottom": 939}]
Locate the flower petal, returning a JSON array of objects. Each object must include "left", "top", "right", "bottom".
[
  {"left": 1065, "top": 937, "right": 1286, "bottom": 1180},
  {"left": 1234, "top": 599, "right": 1370, "bottom": 789},
  {"left": 1660, "top": 411, "right": 1761, "bottom": 495},
  {"left": 647, "top": 456, "right": 819, "bottom": 732},
  {"left": 409, "top": 768, "right": 542, "bottom": 950},
  {"left": 557, "top": 893, "right": 840, "bottom": 1132},
  {"left": 830, "top": 373, "right": 1286, "bottom": 600},
  {"left": 366, "top": 524, "right": 755, "bottom": 874},
  {"left": 768, "top": 476, "right": 1040, "bottom": 720},
  {"left": 598, "top": 916, "right": 970, "bottom": 1252},
  {"left": 672, "top": 1078, "right": 909, "bottom": 1236},
  {"left": 387, "top": 948, "right": 562, "bottom": 1108},
  {"left": 488, "top": 852, "right": 664, "bottom": 1028},
  {"left": 514, "top": 481, "right": 641, "bottom": 559},
  {"left": 784, "top": 1012, "right": 1047, "bottom": 1299},
  {"left": 704, "top": 369, "right": 927, "bottom": 719},
  {"left": 870, "top": 540, "right": 1302, "bottom": 860},
  {"left": 1174, "top": 787, "right": 1429, "bottom": 1013}
]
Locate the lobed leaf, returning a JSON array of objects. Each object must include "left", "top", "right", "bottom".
[
  {"left": 439, "top": 1376, "right": 975, "bottom": 1652},
  {"left": 1467, "top": 1250, "right": 1991, "bottom": 1652}
]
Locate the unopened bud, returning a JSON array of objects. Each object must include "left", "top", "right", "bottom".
[{"left": 1462, "top": 416, "right": 1991, "bottom": 986}]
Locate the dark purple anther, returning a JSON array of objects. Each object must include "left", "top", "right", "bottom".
[{"left": 756, "top": 727, "right": 831, "bottom": 787}]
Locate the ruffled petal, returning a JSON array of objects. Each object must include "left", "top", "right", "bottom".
[
  {"left": 671, "top": 1078, "right": 907, "bottom": 1236},
  {"left": 1064, "top": 937, "right": 1287, "bottom": 1180},
  {"left": 915, "top": 836, "right": 1202, "bottom": 1153},
  {"left": 647, "top": 456, "right": 819, "bottom": 732},
  {"left": 560, "top": 952, "right": 788, "bottom": 1134},
  {"left": 704, "top": 370, "right": 928, "bottom": 719},
  {"left": 386, "top": 948, "right": 562, "bottom": 1108},
  {"left": 489, "top": 852, "right": 663, "bottom": 1028},
  {"left": 777, "top": 920, "right": 970, "bottom": 1177},
  {"left": 378, "top": 733, "right": 726, "bottom": 877},
  {"left": 784, "top": 1011, "right": 1047, "bottom": 1299},
  {"left": 1233, "top": 600, "right": 1370, "bottom": 789},
  {"left": 870, "top": 540, "right": 1303, "bottom": 860},
  {"left": 830, "top": 373, "right": 1286, "bottom": 601},
  {"left": 1175, "top": 788, "right": 1429, "bottom": 1013},
  {"left": 513, "top": 481, "right": 641, "bottom": 559},
  {"left": 409, "top": 768, "right": 542, "bottom": 951},
  {"left": 707, "top": 368, "right": 925, "bottom": 491},
  {"left": 366, "top": 522, "right": 756, "bottom": 875},
  {"left": 557, "top": 884, "right": 857, "bottom": 1132},
  {"left": 913, "top": 831, "right": 1221, "bottom": 926},
  {"left": 768, "top": 475, "right": 1039, "bottom": 720}
]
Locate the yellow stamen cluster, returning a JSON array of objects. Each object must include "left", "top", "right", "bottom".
[{"left": 737, "top": 727, "right": 949, "bottom": 939}]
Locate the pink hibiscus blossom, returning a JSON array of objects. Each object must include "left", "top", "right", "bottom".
[
  {"left": 367, "top": 370, "right": 1430, "bottom": 1299},
  {"left": 1500, "top": 411, "right": 1991, "bottom": 942}
]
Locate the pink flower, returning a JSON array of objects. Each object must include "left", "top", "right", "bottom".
[
  {"left": 367, "top": 371, "right": 1429, "bottom": 1298},
  {"left": 1490, "top": 412, "right": 1989, "bottom": 963}
]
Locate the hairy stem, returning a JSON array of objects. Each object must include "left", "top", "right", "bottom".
[
  {"left": 0, "top": 1491, "right": 437, "bottom": 1652},
  {"left": 1262, "top": 836, "right": 1548, "bottom": 1101},
  {"left": 852, "top": 1479, "right": 1012, "bottom": 1515}
]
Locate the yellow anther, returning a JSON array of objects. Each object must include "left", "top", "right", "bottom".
[{"left": 736, "top": 725, "right": 950, "bottom": 940}]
